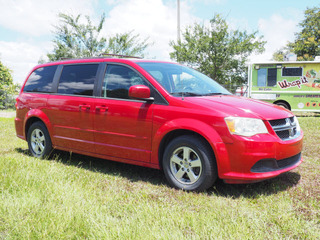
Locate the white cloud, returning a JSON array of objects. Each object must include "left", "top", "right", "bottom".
[
  {"left": 103, "top": 0, "right": 198, "bottom": 60},
  {"left": 0, "top": 41, "right": 51, "bottom": 84},
  {"left": 0, "top": 0, "right": 96, "bottom": 36},
  {"left": 0, "top": 0, "right": 303, "bottom": 84},
  {"left": 250, "top": 14, "right": 298, "bottom": 62},
  {"left": 0, "top": 0, "right": 199, "bottom": 83},
  {"left": 189, "top": 0, "right": 226, "bottom": 4}
]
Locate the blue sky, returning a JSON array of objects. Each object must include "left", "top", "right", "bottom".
[{"left": 0, "top": 0, "right": 319, "bottom": 83}]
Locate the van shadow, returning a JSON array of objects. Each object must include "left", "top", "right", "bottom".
[
  {"left": 15, "top": 148, "right": 167, "bottom": 187},
  {"left": 16, "top": 148, "right": 301, "bottom": 198},
  {"left": 209, "top": 172, "right": 301, "bottom": 198}
]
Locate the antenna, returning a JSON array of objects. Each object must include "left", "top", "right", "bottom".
[{"left": 177, "top": 0, "right": 181, "bottom": 42}]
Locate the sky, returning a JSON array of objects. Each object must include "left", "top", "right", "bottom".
[{"left": 0, "top": 0, "right": 319, "bottom": 84}]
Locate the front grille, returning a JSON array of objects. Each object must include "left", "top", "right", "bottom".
[
  {"left": 269, "top": 117, "right": 300, "bottom": 141},
  {"left": 269, "top": 119, "right": 286, "bottom": 127}
]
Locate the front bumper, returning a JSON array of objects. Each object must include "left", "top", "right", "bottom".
[{"left": 215, "top": 131, "right": 303, "bottom": 184}]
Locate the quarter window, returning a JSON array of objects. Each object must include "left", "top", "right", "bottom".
[
  {"left": 58, "top": 64, "right": 98, "bottom": 96},
  {"left": 102, "top": 65, "right": 147, "bottom": 99},
  {"left": 23, "top": 65, "right": 57, "bottom": 93}
]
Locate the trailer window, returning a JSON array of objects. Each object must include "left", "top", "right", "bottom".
[
  {"left": 257, "top": 69, "right": 267, "bottom": 86},
  {"left": 282, "top": 67, "right": 303, "bottom": 77},
  {"left": 267, "top": 68, "right": 277, "bottom": 86}
]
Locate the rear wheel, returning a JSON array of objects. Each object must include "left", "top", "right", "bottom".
[
  {"left": 275, "top": 101, "right": 290, "bottom": 110},
  {"left": 27, "top": 122, "right": 52, "bottom": 158},
  {"left": 163, "top": 135, "right": 217, "bottom": 191}
]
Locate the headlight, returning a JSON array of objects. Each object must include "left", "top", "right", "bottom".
[
  {"left": 224, "top": 117, "right": 268, "bottom": 137},
  {"left": 293, "top": 116, "right": 301, "bottom": 132}
]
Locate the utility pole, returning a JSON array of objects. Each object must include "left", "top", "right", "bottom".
[{"left": 177, "top": 0, "right": 181, "bottom": 42}]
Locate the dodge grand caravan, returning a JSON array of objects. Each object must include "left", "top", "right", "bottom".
[{"left": 15, "top": 57, "right": 303, "bottom": 191}]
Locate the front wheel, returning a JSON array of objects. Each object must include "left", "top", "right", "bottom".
[
  {"left": 27, "top": 122, "right": 53, "bottom": 158},
  {"left": 163, "top": 135, "right": 217, "bottom": 191}
]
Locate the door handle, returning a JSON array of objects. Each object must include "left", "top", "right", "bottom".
[
  {"left": 79, "top": 104, "right": 91, "bottom": 111},
  {"left": 96, "top": 105, "right": 108, "bottom": 112}
]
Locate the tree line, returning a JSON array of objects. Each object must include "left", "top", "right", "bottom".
[{"left": 1, "top": 6, "right": 320, "bottom": 108}]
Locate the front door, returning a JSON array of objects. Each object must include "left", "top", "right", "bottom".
[{"left": 93, "top": 64, "right": 153, "bottom": 162}]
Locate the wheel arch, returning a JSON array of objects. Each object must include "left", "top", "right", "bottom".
[
  {"left": 24, "top": 109, "right": 53, "bottom": 142},
  {"left": 153, "top": 119, "right": 224, "bottom": 170},
  {"left": 158, "top": 129, "right": 215, "bottom": 170}
]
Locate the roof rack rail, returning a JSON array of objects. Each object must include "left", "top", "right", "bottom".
[
  {"left": 58, "top": 53, "right": 143, "bottom": 61},
  {"left": 98, "top": 53, "right": 142, "bottom": 59},
  {"left": 59, "top": 57, "right": 73, "bottom": 60}
]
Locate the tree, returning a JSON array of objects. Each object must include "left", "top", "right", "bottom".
[
  {"left": 47, "top": 13, "right": 151, "bottom": 61},
  {"left": 107, "top": 31, "right": 150, "bottom": 57},
  {"left": 290, "top": 6, "right": 320, "bottom": 61},
  {"left": 0, "top": 60, "right": 18, "bottom": 109},
  {"left": 274, "top": 6, "right": 320, "bottom": 61},
  {"left": 47, "top": 13, "right": 106, "bottom": 61},
  {"left": 170, "top": 14, "right": 266, "bottom": 87},
  {"left": 272, "top": 46, "right": 291, "bottom": 61}
]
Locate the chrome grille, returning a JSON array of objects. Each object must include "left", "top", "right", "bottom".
[{"left": 269, "top": 117, "right": 300, "bottom": 141}]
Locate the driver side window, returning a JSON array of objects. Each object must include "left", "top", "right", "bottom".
[{"left": 102, "top": 64, "right": 147, "bottom": 99}]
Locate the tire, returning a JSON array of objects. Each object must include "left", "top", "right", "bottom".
[
  {"left": 27, "top": 122, "right": 53, "bottom": 158},
  {"left": 276, "top": 102, "right": 290, "bottom": 110},
  {"left": 163, "top": 135, "right": 217, "bottom": 191}
]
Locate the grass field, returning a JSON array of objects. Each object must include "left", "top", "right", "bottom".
[{"left": 0, "top": 113, "right": 319, "bottom": 239}]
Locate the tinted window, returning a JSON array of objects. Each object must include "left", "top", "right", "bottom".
[
  {"left": 58, "top": 64, "right": 98, "bottom": 96},
  {"left": 23, "top": 65, "right": 57, "bottom": 92},
  {"left": 267, "top": 68, "right": 277, "bottom": 86},
  {"left": 102, "top": 65, "right": 147, "bottom": 99},
  {"left": 282, "top": 67, "right": 303, "bottom": 77}
]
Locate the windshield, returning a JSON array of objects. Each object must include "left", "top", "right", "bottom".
[{"left": 137, "top": 62, "right": 231, "bottom": 96}]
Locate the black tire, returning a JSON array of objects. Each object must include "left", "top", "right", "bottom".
[
  {"left": 27, "top": 121, "right": 53, "bottom": 158},
  {"left": 276, "top": 102, "right": 290, "bottom": 110},
  {"left": 163, "top": 135, "right": 217, "bottom": 191}
]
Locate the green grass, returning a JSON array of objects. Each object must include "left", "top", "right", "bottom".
[{"left": 0, "top": 114, "right": 319, "bottom": 239}]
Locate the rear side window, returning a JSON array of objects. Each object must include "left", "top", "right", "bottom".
[
  {"left": 58, "top": 64, "right": 99, "bottom": 96},
  {"left": 23, "top": 65, "right": 57, "bottom": 92}
]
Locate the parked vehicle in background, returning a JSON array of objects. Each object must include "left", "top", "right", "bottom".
[
  {"left": 247, "top": 61, "right": 320, "bottom": 112},
  {"left": 15, "top": 57, "right": 303, "bottom": 191}
]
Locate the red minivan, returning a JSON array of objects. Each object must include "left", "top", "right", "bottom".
[{"left": 15, "top": 58, "right": 303, "bottom": 191}]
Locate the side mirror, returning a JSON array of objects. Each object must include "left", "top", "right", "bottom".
[{"left": 129, "top": 85, "right": 154, "bottom": 101}]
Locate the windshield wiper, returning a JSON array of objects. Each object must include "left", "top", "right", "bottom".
[
  {"left": 202, "top": 92, "right": 229, "bottom": 96},
  {"left": 170, "top": 92, "right": 202, "bottom": 96}
]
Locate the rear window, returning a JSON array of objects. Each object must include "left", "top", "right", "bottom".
[
  {"left": 23, "top": 65, "right": 57, "bottom": 93},
  {"left": 58, "top": 64, "right": 99, "bottom": 96}
]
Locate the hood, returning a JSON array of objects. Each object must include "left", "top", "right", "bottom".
[{"left": 182, "top": 95, "right": 293, "bottom": 120}]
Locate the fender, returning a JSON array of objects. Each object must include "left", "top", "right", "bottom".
[
  {"left": 24, "top": 109, "right": 54, "bottom": 144},
  {"left": 151, "top": 118, "right": 230, "bottom": 174}
]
